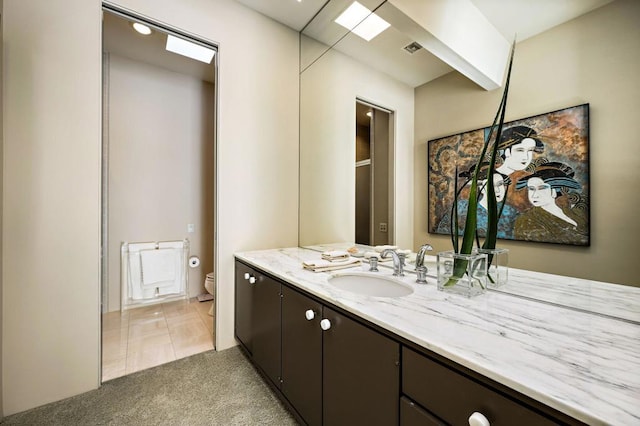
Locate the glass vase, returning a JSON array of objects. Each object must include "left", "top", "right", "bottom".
[
  {"left": 474, "top": 248, "right": 509, "bottom": 288},
  {"left": 436, "top": 251, "right": 488, "bottom": 297}
]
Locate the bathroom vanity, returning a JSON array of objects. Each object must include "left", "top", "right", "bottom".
[{"left": 234, "top": 247, "right": 640, "bottom": 425}]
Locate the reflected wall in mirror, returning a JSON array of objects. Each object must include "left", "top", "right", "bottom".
[
  {"left": 299, "top": 0, "right": 470, "bottom": 249},
  {"left": 299, "top": 31, "right": 414, "bottom": 247},
  {"left": 355, "top": 100, "right": 393, "bottom": 246}
]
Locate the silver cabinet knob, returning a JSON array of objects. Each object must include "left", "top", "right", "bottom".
[
  {"left": 248, "top": 276, "right": 256, "bottom": 284},
  {"left": 305, "top": 309, "right": 315, "bottom": 321},
  {"left": 468, "top": 412, "right": 490, "bottom": 426},
  {"left": 243, "top": 272, "right": 250, "bottom": 280},
  {"left": 320, "top": 319, "right": 331, "bottom": 331}
]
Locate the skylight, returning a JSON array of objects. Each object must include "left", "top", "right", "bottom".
[
  {"left": 165, "top": 35, "right": 216, "bottom": 64},
  {"left": 334, "top": 1, "right": 390, "bottom": 42}
]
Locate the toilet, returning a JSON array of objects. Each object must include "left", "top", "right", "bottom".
[{"left": 204, "top": 272, "right": 215, "bottom": 316}]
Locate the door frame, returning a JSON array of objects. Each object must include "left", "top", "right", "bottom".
[{"left": 100, "top": 1, "right": 220, "bottom": 381}]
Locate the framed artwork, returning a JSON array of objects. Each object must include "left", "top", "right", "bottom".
[{"left": 427, "top": 104, "right": 590, "bottom": 246}]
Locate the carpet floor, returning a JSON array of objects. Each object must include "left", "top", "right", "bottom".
[{"left": 0, "top": 346, "right": 298, "bottom": 425}]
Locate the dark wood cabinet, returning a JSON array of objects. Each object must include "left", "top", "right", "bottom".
[
  {"left": 234, "top": 261, "right": 281, "bottom": 388},
  {"left": 252, "top": 273, "right": 282, "bottom": 388},
  {"left": 235, "top": 259, "right": 579, "bottom": 426},
  {"left": 234, "top": 261, "right": 255, "bottom": 352},
  {"left": 280, "top": 286, "right": 400, "bottom": 426},
  {"left": 281, "top": 285, "right": 323, "bottom": 426},
  {"left": 402, "top": 347, "right": 561, "bottom": 426},
  {"left": 400, "top": 397, "right": 445, "bottom": 426},
  {"left": 322, "top": 306, "right": 400, "bottom": 426}
]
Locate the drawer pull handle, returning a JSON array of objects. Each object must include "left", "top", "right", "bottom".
[
  {"left": 320, "top": 319, "right": 331, "bottom": 331},
  {"left": 468, "top": 412, "right": 490, "bottom": 426},
  {"left": 305, "top": 309, "right": 316, "bottom": 321}
]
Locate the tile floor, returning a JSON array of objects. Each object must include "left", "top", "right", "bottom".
[{"left": 101, "top": 298, "right": 214, "bottom": 381}]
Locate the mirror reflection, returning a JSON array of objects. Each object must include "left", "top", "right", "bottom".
[
  {"left": 298, "top": 0, "right": 639, "bottom": 323},
  {"left": 300, "top": 0, "right": 452, "bottom": 85},
  {"left": 299, "top": 2, "right": 416, "bottom": 248},
  {"left": 355, "top": 100, "right": 393, "bottom": 246}
]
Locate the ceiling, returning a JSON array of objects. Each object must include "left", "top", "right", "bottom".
[
  {"left": 103, "top": 1, "right": 615, "bottom": 89},
  {"left": 103, "top": 11, "right": 216, "bottom": 83},
  {"left": 234, "top": 0, "right": 615, "bottom": 39},
  {"left": 234, "top": 0, "right": 615, "bottom": 87}
]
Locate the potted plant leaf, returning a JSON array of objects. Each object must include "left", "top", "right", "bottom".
[{"left": 437, "top": 41, "right": 516, "bottom": 296}]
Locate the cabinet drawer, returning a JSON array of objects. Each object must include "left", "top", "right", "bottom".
[
  {"left": 402, "top": 347, "right": 557, "bottom": 426},
  {"left": 401, "top": 396, "right": 445, "bottom": 426}
]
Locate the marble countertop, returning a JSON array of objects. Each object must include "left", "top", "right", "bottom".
[{"left": 235, "top": 246, "right": 640, "bottom": 425}]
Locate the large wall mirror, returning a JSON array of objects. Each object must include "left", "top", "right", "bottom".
[
  {"left": 298, "top": 0, "right": 639, "bottom": 324},
  {"left": 299, "top": 0, "right": 448, "bottom": 248},
  {"left": 299, "top": 0, "right": 505, "bottom": 249}
]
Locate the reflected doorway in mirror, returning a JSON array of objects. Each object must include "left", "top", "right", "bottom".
[{"left": 355, "top": 99, "right": 394, "bottom": 246}]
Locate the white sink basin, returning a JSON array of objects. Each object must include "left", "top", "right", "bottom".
[{"left": 328, "top": 272, "right": 414, "bottom": 297}]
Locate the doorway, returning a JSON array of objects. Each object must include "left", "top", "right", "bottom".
[
  {"left": 101, "top": 6, "right": 218, "bottom": 381},
  {"left": 355, "top": 100, "right": 394, "bottom": 246}
]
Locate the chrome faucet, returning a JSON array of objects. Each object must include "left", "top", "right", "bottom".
[
  {"left": 414, "top": 243, "right": 433, "bottom": 284},
  {"left": 381, "top": 249, "right": 404, "bottom": 277}
]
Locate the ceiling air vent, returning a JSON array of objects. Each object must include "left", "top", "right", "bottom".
[{"left": 403, "top": 42, "right": 422, "bottom": 54}]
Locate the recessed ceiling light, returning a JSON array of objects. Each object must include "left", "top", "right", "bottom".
[
  {"left": 165, "top": 35, "right": 216, "bottom": 64},
  {"left": 132, "top": 22, "right": 152, "bottom": 36},
  {"left": 335, "top": 1, "right": 390, "bottom": 42}
]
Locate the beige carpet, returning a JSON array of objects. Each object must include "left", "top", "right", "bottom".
[{"left": 0, "top": 346, "right": 298, "bottom": 425}]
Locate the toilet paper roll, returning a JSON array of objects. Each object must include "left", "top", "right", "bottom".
[{"left": 188, "top": 256, "right": 200, "bottom": 268}]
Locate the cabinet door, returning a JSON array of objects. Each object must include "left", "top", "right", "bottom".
[
  {"left": 252, "top": 273, "right": 282, "bottom": 389},
  {"left": 323, "top": 307, "right": 400, "bottom": 426},
  {"left": 234, "top": 261, "right": 254, "bottom": 353},
  {"left": 281, "top": 286, "right": 323, "bottom": 426}
]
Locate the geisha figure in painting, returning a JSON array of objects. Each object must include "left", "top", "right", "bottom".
[
  {"left": 495, "top": 125, "right": 546, "bottom": 212},
  {"left": 514, "top": 162, "right": 588, "bottom": 245},
  {"left": 437, "top": 162, "right": 518, "bottom": 240}
]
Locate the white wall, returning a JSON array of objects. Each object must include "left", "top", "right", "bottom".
[
  {"left": 300, "top": 38, "right": 414, "bottom": 248},
  {"left": 414, "top": 0, "right": 640, "bottom": 286},
  {"left": 106, "top": 53, "right": 215, "bottom": 310},
  {"left": 2, "top": 0, "right": 299, "bottom": 415},
  {"left": 2, "top": 0, "right": 102, "bottom": 415}
]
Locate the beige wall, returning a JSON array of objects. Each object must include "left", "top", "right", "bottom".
[
  {"left": 106, "top": 53, "right": 215, "bottom": 310},
  {"left": 414, "top": 0, "right": 640, "bottom": 286},
  {"left": 2, "top": 0, "right": 102, "bottom": 415},
  {"left": 300, "top": 42, "right": 414, "bottom": 248},
  {"left": 2, "top": 0, "right": 299, "bottom": 415},
  {"left": 0, "top": 0, "right": 4, "bottom": 417}
]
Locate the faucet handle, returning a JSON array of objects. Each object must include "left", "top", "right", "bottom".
[
  {"left": 368, "top": 257, "right": 379, "bottom": 272},
  {"left": 415, "top": 266, "right": 428, "bottom": 284}
]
